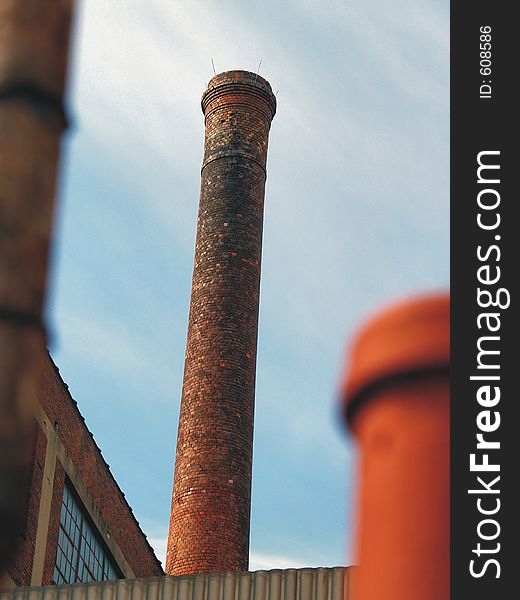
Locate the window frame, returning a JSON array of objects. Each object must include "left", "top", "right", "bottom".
[{"left": 53, "top": 479, "right": 122, "bottom": 585}]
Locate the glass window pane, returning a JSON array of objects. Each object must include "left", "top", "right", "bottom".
[{"left": 53, "top": 482, "right": 121, "bottom": 584}]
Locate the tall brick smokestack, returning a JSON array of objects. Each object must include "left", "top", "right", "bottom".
[{"left": 166, "top": 71, "right": 276, "bottom": 575}]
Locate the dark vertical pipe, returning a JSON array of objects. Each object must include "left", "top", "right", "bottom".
[{"left": 0, "top": 0, "right": 73, "bottom": 572}]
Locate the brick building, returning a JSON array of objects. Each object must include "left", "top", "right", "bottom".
[{"left": 3, "top": 351, "right": 163, "bottom": 589}]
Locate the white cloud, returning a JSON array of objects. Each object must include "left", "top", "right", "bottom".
[
  {"left": 249, "top": 552, "right": 334, "bottom": 572},
  {"left": 53, "top": 304, "right": 178, "bottom": 404},
  {"left": 140, "top": 535, "right": 337, "bottom": 572},
  {"left": 148, "top": 536, "right": 168, "bottom": 569},
  {"left": 57, "top": 309, "right": 144, "bottom": 372}
]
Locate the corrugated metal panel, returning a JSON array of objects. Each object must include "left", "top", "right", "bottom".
[{"left": 1, "top": 568, "right": 352, "bottom": 600}]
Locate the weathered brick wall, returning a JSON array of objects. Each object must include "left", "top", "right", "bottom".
[
  {"left": 38, "top": 355, "right": 164, "bottom": 581},
  {"left": 8, "top": 353, "right": 163, "bottom": 586},
  {"left": 167, "top": 71, "right": 276, "bottom": 576},
  {"left": 8, "top": 424, "right": 45, "bottom": 586}
]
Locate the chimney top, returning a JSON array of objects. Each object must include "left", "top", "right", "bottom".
[{"left": 202, "top": 70, "right": 276, "bottom": 118}]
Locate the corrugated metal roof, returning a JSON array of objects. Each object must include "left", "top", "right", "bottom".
[{"left": 1, "top": 568, "right": 353, "bottom": 600}]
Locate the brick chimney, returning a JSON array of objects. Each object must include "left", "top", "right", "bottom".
[{"left": 166, "top": 71, "right": 276, "bottom": 575}]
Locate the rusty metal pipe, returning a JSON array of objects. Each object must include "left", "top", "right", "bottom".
[{"left": 341, "top": 294, "right": 450, "bottom": 600}]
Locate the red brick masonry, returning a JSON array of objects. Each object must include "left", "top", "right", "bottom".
[
  {"left": 167, "top": 71, "right": 276, "bottom": 575},
  {"left": 8, "top": 353, "right": 163, "bottom": 586}
]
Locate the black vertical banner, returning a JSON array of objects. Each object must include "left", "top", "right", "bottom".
[{"left": 451, "top": 2, "right": 517, "bottom": 598}]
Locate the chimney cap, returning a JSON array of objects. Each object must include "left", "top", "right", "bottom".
[
  {"left": 341, "top": 293, "right": 450, "bottom": 424},
  {"left": 202, "top": 70, "right": 276, "bottom": 118}
]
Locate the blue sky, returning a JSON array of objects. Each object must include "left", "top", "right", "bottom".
[{"left": 48, "top": 0, "right": 449, "bottom": 570}]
